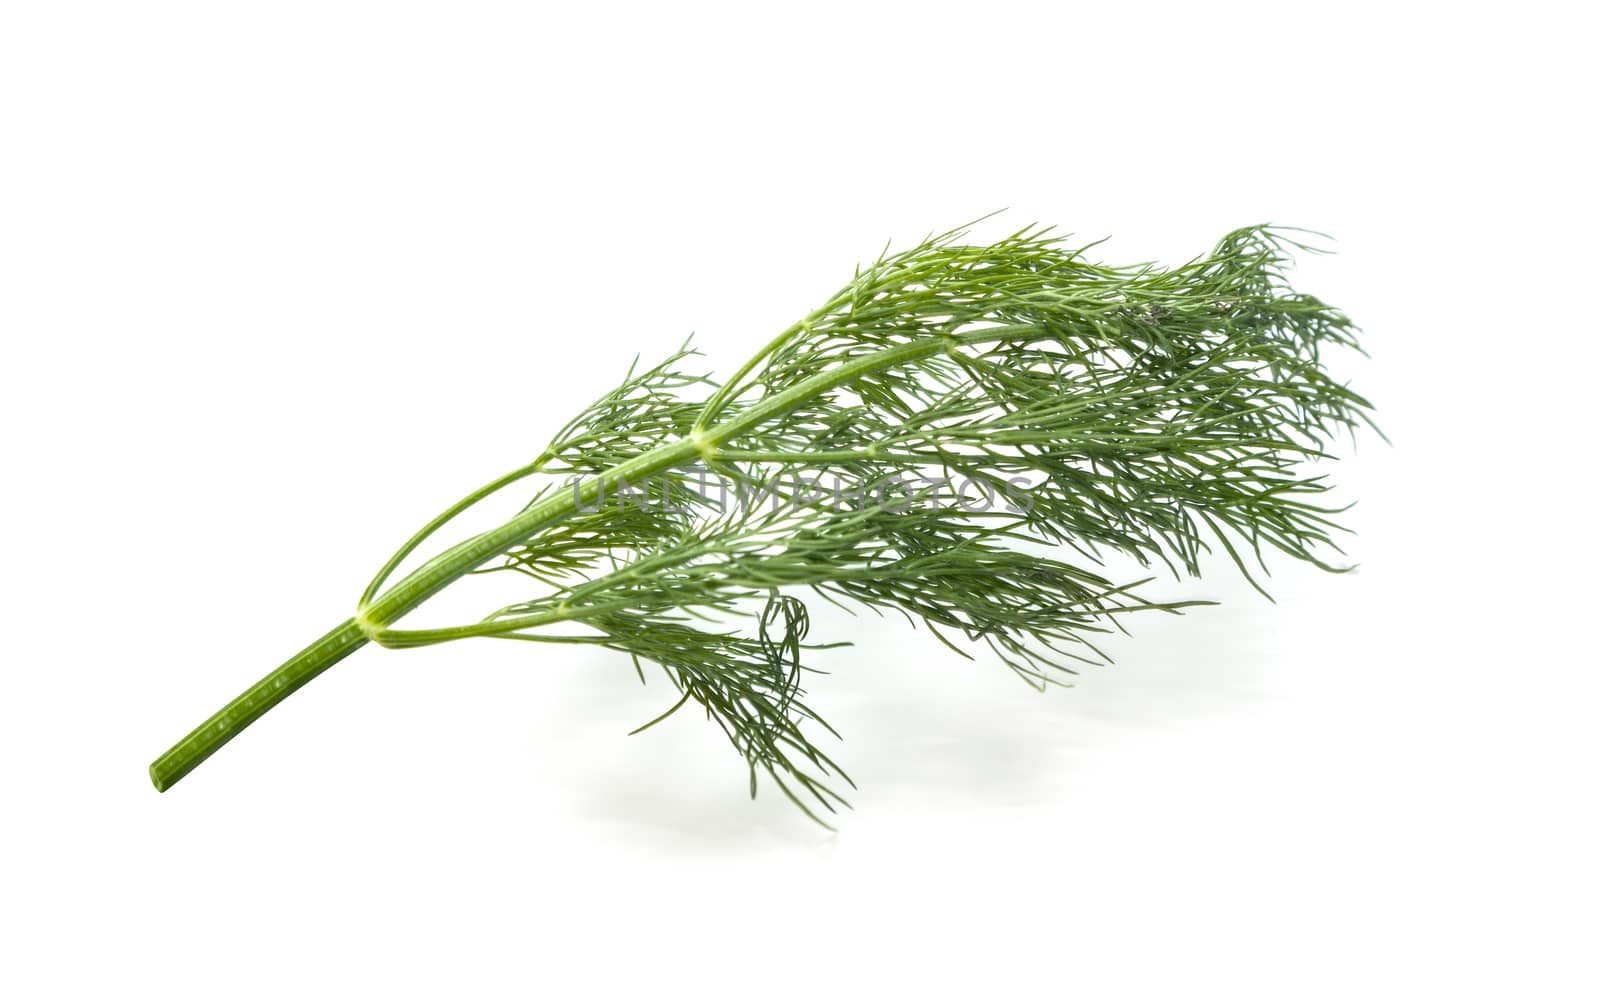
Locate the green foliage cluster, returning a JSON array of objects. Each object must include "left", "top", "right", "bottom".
[{"left": 153, "top": 221, "right": 1375, "bottom": 821}]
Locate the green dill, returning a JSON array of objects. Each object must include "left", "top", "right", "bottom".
[{"left": 150, "top": 220, "right": 1375, "bottom": 825}]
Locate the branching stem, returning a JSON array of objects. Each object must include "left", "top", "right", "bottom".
[{"left": 151, "top": 322, "right": 1039, "bottom": 791}]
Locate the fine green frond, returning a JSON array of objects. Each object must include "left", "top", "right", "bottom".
[
  {"left": 538, "top": 340, "right": 716, "bottom": 476},
  {"left": 430, "top": 221, "right": 1373, "bottom": 817},
  {"left": 577, "top": 595, "right": 854, "bottom": 827}
]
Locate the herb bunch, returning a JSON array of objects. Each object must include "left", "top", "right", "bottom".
[{"left": 151, "top": 220, "right": 1374, "bottom": 823}]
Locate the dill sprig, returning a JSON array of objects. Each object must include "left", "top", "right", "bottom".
[{"left": 150, "top": 221, "right": 1375, "bottom": 825}]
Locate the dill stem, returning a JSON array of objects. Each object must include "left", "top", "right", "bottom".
[
  {"left": 148, "top": 323, "right": 1043, "bottom": 792},
  {"left": 148, "top": 620, "right": 368, "bottom": 791}
]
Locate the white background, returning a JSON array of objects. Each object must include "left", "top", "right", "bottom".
[{"left": 3, "top": 3, "right": 1596, "bottom": 978}]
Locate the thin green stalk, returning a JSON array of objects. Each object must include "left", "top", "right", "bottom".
[
  {"left": 149, "top": 620, "right": 367, "bottom": 791},
  {"left": 152, "top": 328, "right": 1024, "bottom": 790},
  {"left": 358, "top": 457, "right": 549, "bottom": 608}
]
